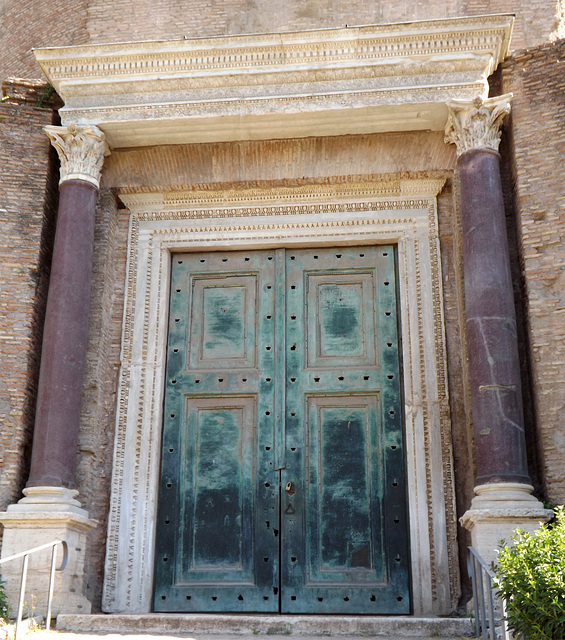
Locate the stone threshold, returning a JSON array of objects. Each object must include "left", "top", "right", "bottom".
[{"left": 55, "top": 614, "right": 474, "bottom": 638}]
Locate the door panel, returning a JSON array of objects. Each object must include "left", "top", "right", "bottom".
[
  {"left": 184, "top": 396, "right": 255, "bottom": 574},
  {"left": 281, "top": 247, "right": 409, "bottom": 614},
  {"left": 154, "top": 250, "right": 279, "bottom": 612},
  {"left": 154, "top": 246, "right": 410, "bottom": 614}
]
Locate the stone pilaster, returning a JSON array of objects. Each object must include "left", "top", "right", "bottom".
[
  {"left": 445, "top": 95, "right": 551, "bottom": 565},
  {"left": 0, "top": 124, "right": 110, "bottom": 616}
]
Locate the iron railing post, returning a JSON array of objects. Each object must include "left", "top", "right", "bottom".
[
  {"left": 0, "top": 540, "right": 68, "bottom": 640},
  {"left": 14, "top": 553, "right": 29, "bottom": 640},
  {"left": 467, "top": 546, "right": 512, "bottom": 640},
  {"left": 46, "top": 543, "right": 57, "bottom": 631}
]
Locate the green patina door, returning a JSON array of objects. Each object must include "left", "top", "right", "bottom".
[{"left": 154, "top": 246, "right": 410, "bottom": 614}]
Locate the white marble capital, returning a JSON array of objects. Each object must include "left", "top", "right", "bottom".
[
  {"left": 44, "top": 123, "right": 110, "bottom": 188},
  {"left": 444, "top": 94, "right": 512, "bottom": 157}
]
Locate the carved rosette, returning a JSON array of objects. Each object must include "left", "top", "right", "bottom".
[
  {"left": 44, "top": 123, "right": 110, "bottom": 188},
  {"left": 444, "top": 94, "right": 512, "bottom": 157}
]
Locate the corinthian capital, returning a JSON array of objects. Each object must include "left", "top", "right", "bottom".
[
  {"left": 444, "top": 94, "right": 512, "bottom": 157},
  {"left": 44, "top": 124, "right": 110, "bottom": 188}
]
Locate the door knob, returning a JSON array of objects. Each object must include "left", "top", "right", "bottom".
[{"left": 285, "top": 481, "right": 295, "bottom": 495}]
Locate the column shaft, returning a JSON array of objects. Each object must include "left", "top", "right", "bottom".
[
  {"left": 458, "top": 149, "right": 530, "bottom": 486},
  {"left": 27, "top": 180, "right": 98, "bottom": 488},
  {"left": 447, "top": 95, "right": 551, "bottom": 558}
]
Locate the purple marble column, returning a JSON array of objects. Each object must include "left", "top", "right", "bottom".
[
  {"left": 26, "top": 124, "right": 110, "bottom": 494},
  {"left": 445, "top": 95, "right": 532, "bottom": 489},
  {"left": 0, "top": 124, "right": 109, "bottom": 617},
  {"left": 457, "top": 147, "right": 530, "bottom": 487},
  {"left": 446, "top": 96, "right": 550, "bottom": 559}
]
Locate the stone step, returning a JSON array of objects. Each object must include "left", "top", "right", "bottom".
[{"left": 54, "top": 614, "right": 475, "bottom": 639}]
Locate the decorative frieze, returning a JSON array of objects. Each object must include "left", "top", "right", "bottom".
[
  {"left": 444, "top": 94, "right": 512, "bottom": 156},
  {"left": 44, "top": 123, "right": 110, "bottom": 187}
]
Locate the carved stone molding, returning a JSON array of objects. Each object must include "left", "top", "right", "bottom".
[
  {"left": 44, "top": 123, "right": 111, "bottom": 187},
  {"left": 34, "top": 15, "right": 513, "bottom": 148},
  {"left": 444, "top": 94, "right": 512, "bottom": 156}
]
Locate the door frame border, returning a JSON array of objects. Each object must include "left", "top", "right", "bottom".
[{"left": 102, "top": 176, "right": 458, "bottom": 616}]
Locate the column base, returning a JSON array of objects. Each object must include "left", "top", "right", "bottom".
[
  {"left": 460, "top": 483, "right": 553, "bottom": 566},
  {"left": 0, "top": 487, "right": 96, "bottom": 617}
]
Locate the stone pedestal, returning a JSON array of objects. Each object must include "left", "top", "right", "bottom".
[
  {"left": 445, "top": 95, "right": 552, "bottom": 563},
  {"left": 0, "top": 488, "right": 95, "bottom": 616},
  {"left": 460, "top": 483, "right": 551, "bottom": 566},
  {"left": 0, "top": 124, "right": 109, "bottom": 617}
]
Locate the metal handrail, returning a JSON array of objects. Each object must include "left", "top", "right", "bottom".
[
  {"left": 467, "top": 546, "right": 511, "bottom": 640},
  {"left": 0, "top": 540, "right": 68, "bottom": 640}
]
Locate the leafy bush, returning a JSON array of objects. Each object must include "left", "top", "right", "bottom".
[
  {"left": 494, "top": 506, "right": 565, "bottom": 639},
  {"left": 0, "top": 575, "right": 9, "bottom": 624}
]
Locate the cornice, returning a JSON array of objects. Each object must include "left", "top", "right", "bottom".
[
  {"left": 118, "top": 177, "right": 446, "bottom": 213},
  {"left": 34, "top": 16, "right": 513, "bottom": 77},
  {"left": 34, "top": 15, "right": 514, "bottom": 149}
]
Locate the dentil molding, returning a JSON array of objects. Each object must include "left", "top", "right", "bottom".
[
  {"left": 44, "top": 124, "right": 111, "bottom": 187},
  {"left": 34, "top": 15, "right": 513, "bottom": 148},
  {"left": 444, "top": 93, "right": 512, "bottom": 156}
]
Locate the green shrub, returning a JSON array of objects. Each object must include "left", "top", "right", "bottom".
[
  {"left": 494, "top": 506, "right": 565, "bottom": 640},
  {"left": 0, "top": 575, "right": 9, "bottom": 624}
]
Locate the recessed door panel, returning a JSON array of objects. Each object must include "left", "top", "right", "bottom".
[
  {"left": 306, "top": 273, "right": 377, "bottom": 367},
  {"left": 154, "top": 246, "right": 409, "bottom": 614},
  {"left": 189, "top": 276, "right": 257, "bottom": 368},
  {"left": 184, "top": 397, "right": 255, "bottom": 575}
]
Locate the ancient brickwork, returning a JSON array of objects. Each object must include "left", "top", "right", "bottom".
[
  {"left": 0, "top": 80, "right": 57, "bottom": 512},
  {"left": 501, "top": 39, "right": 565, "bottom": 505},
  {"left": 0, "top": 0, "right": 89, "bottom": 85},
  {"left": 0, "top": 0, "right": 559, "bottom": 82}
]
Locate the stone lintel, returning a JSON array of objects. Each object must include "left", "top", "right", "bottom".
[{"left": 33, "top": 15, "right": 514, "bottom": 148}]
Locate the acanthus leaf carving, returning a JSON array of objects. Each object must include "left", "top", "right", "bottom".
[
  {"left": 44, "top": 123, "right": 111, "bottom": 188},
  {"left": 444, "top": 94, "right": 512, "bottom": 156}
]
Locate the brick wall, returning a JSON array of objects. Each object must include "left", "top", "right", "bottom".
[
  {"left": 501, "top": 39, "right": 565, "bottom": 505},
  {"left": 0, "top": 0, "right": 561, "bottom": 82},
  {"left": 0, "top": 80, "right": 57, "bottom": 513},
  {"left": 0, "top": 0, "right": 89, "bottom": 85}
]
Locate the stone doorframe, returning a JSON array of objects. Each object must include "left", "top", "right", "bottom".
[{"left": 102, "top": 177, "right": 458, "bottom": 616}]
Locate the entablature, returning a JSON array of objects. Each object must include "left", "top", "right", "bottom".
[{"left": 34, "top": 15, "right": 513, "bottom": 149}]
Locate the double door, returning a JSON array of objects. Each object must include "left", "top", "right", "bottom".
[{"left": 154, "top": 246, "right": 410, "bottom": 613}]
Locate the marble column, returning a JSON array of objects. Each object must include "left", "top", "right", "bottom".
[
  {"left": 0, "top": 124, "right": 110, "bottom": 614},
  {"left": 445, "top": 95, "right": 551, "bottom": 564}
]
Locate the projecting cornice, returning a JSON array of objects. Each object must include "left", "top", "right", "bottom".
[{"left": 34, "top": 15, "right": 513, "bottom": 149}]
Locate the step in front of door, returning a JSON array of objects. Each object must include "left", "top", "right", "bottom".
[{"left": 55, "top": 614, "right": 474, "bottom": 638}]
